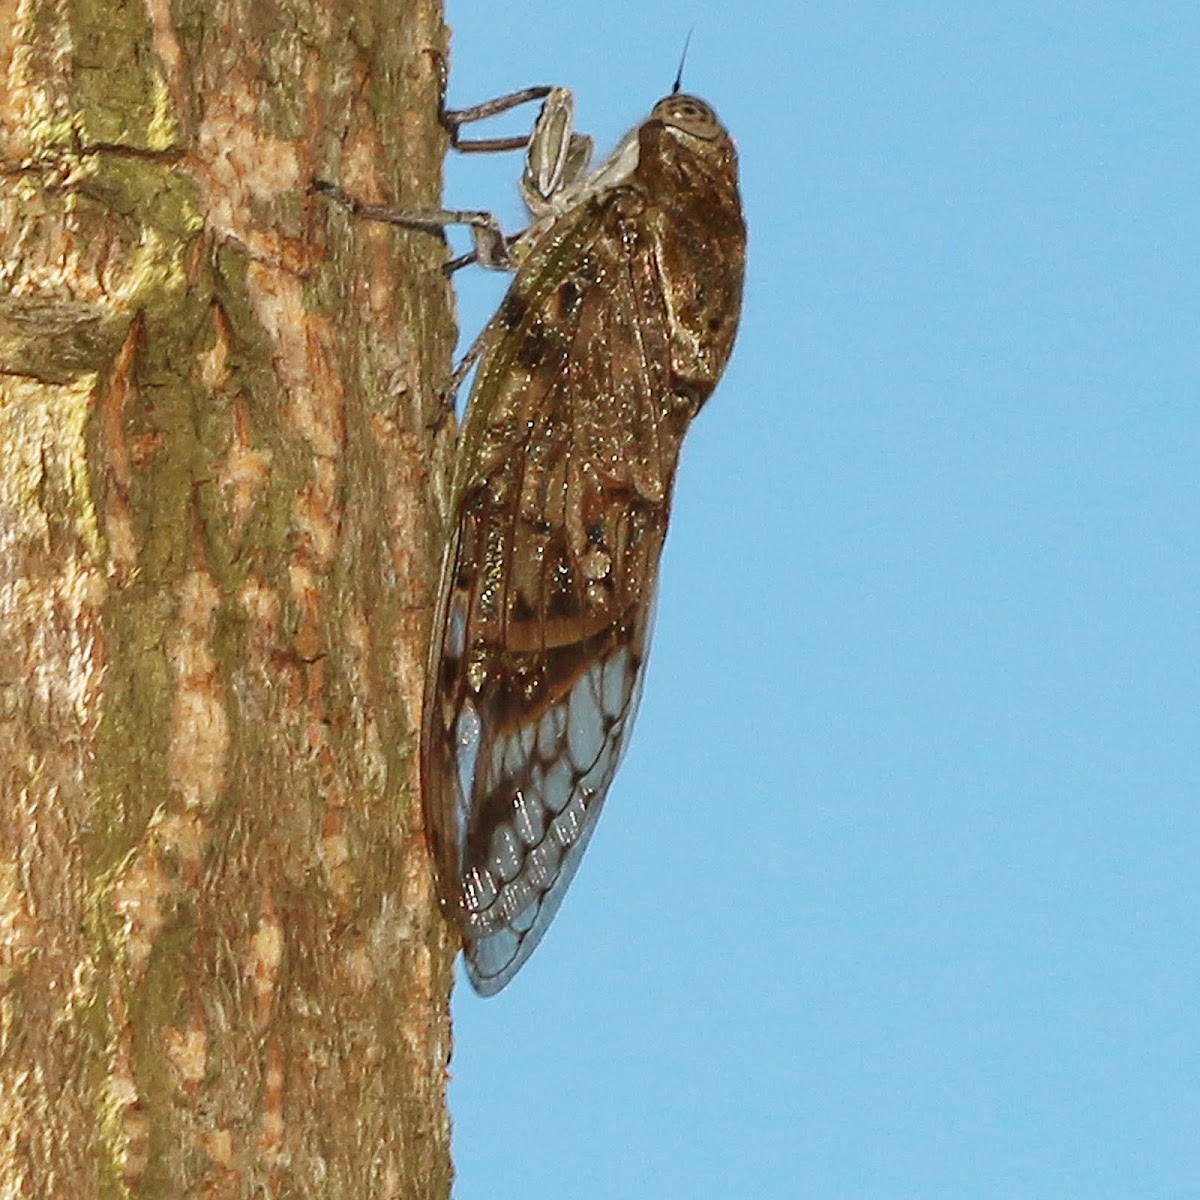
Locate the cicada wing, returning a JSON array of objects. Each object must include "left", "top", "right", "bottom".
[
  {"left": 422, "top": 186, "right": 691, "bottom": 993},
  {"left": 422, "top": 451, "right": 667, "bottom": 993},
  {"left": 460, "top": 590, "right": 657, "bottom": 994}
]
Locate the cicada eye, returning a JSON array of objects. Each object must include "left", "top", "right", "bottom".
[{"left": 654, "top": 94, "right": 722, "bottom": 140}]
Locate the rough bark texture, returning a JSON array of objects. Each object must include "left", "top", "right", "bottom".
[{"left": 0, "top": 0, "right": 460, "bottom": 1196}]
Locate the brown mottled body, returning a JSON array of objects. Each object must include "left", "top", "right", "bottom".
[{"left": 422, "top": 93, "right": 746, "bottom": 993}]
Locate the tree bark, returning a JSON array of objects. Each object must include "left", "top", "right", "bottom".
[{"left": 0, "top": 0, "right": 458, "bottom": 1195}]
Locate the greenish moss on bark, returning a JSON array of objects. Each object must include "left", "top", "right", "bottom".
[{"left": 69, "top": 0, "right": 177, "bottom": 148}]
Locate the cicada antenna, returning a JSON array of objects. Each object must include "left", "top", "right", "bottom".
[{"left": 672, "top": 29, "right": 694, "bottom": 95}]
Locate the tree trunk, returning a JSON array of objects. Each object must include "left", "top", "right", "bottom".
[{"left": 0, "top": 0, "right": 458, "bottom": 1195}]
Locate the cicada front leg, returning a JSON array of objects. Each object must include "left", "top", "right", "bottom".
[{"left": 313, "top": 82, "right": 589, "bottom": 273}]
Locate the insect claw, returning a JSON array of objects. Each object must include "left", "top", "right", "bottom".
[
  {"left": 424, "top": 343, "right": 479, "bottom": 430},
  {"left": 424, "top": 389, "right": 457, "bottom": 433},
  {"left": 442, "top": 249, "right": 478, "bottom": 276},
  {"left": 442, "top": 321, "right": 491, "bottom": 407},
  {"left": 425, "top": 47, "right": 450, "bottom": 117},
  {"left": 311, "top": 177, "right": 355, "bottom": 209}
]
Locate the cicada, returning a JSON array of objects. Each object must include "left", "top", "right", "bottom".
[{"left": 320, "top": 79, "right": 745, "bottom": 993}]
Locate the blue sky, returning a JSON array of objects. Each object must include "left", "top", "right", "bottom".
[{"left": 436, "top": 4, "right": 1199, "bottom": 1197}]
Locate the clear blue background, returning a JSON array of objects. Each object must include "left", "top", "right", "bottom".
[{"left": 437, "top": 3, "right": 1199, "bottom": 1197}]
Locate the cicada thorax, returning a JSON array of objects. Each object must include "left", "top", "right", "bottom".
[{"left": 421, "top": 90, "right": 745, "bottom": 994}]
